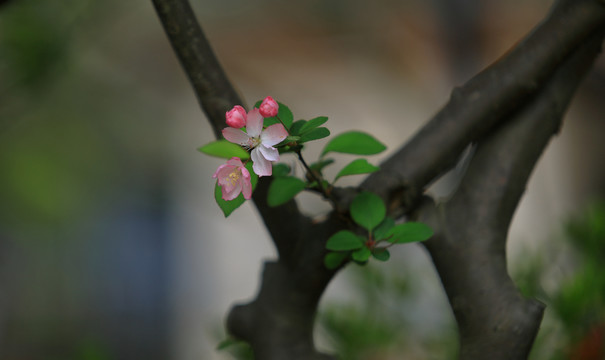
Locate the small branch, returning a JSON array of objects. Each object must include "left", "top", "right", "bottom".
[
  {"left": 151, "top": 0, "right": 308, "bottom": 259},
  {"left": 295, "top": 150, "right": 341, "bottom": 210},
  {"left": 362, "top": 0, "right": 605, "bottom": 212},
  {"left": 151, "top": 0, "right": 241, "bottom": 137}
]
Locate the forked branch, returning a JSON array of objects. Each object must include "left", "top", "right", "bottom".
[{"left": 151, "top": 0, "right": 605, "bottom": 358}]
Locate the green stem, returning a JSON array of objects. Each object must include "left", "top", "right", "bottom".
[
  {"left": 275, "top": 115, "right": 291, "bottom": 136},
  {"left": 296, "top": 150, "right": 332, "bottom": 202}
]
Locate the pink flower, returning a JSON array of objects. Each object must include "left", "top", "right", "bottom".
[
  {"left": 259, "top": 96, "right": 279, "bottom": 118},
  {"left": 213, "top": 157, "right": 252, "bottom": 200},
  {"left": 222, "top": 108, "right": 288, "bottom": 177},
  {"left": 225, "top": 105, "right": 247, "bottom": 128}
]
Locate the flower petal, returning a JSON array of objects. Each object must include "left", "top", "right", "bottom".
[
  {"left": 251, "top": 148, "right": 272, "bottom": 177},
  {"left": 226, "top": 157, "right": 244, "bottom": 167},
  {"left": 222, "top": 184, "right": 241, "bottom": 201},
  {"left": 212, "top": 163, "right": 229, "bottom": 178},
  {"left": 246, "top": 108, "right": 263, "bottom": 138},
  {"left": 214, "top": 165, "right": 235, "bottom": 181},
  {"left": 241, "top": 165, "right": 250, "bottom": 179},
  {"left": 222, "top": 128, "right": 250, "bottom": 145},
  {"left": 240, "top": 167, "right": 252, "bottom": 200},
  {"left": 261, "top": 124, "right": 288, "bottom": 146},
  {"left": 258, "top": 144, "right": 279, "bottom": 162}
]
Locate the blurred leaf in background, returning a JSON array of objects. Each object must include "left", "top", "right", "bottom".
[
  {"left": 317, "top": 264, "right": 458, "bottom": 360},
  {"left": 513, "top": 202, "right": 605, "bottom": 360}
]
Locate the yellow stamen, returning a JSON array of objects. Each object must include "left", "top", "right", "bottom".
[{"left": 228, "top": 171, "right": 240, "bottom": 186}]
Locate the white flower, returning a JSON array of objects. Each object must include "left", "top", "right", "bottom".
[{"left": 222, "top": 108, "right": 288, "bottom": 177}]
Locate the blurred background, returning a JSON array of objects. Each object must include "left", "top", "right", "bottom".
[{"left": 1, "top": 0, "right": 604, "bottom": 359}]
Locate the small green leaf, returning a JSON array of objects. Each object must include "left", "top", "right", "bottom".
[
  {"left": 307, "top": 180, "right": 330, "bottom": 191},
  {"left": 372, "top": 248, "right": 390, "bottom": 261},
  {"left": 260, "top": 101, "right": 294, "bottom": 130},
  {"left": 334, "top": 159, "right": 380, "bottom": 182},
  {"left": 217, "top": 338, "right": 239, "bottom": 351},
  {"left": 300, "top": 116, "right": 328, "bottom": 133},
  {"left": 386, "top": 222, "right": 433, "bottom": 243},
  {"left": 278, "top": 144, "right": 302, "bottom": 154},
  {"left": 267, "top": 176, "right": 306, "bottom": 207},
  {"left": 289, "top": 120, "right": 307, "bottom": 135},
  {"left": 321, "top": 131, "right": 386, "bottom": 156},
  {"left": 278, "top": 103, "right": 294, "bottom": 128},
  {"left": 374, "top": 217, "right": 395, "bottom": 240},
  {"left": 310, "top": 158, "right": 334, "bottom": 172},
  {"left": 326, "top": 230, "right": 364, "bottom": 251},
  {"left": 215, "top": 162, "right": 258, "bottom": 217},
  {"left": 299, "top": 127, "right": 330, "bottom": 143},
  {"left": 324, "top": 252, "right": 348, "bottom": 270},
  {"left": 198, "top": 140, "right": 249, "bottom": 160},
  {"left": 352, "top": 246, "right": 371, "bottom": 262},
  {"left": 272, "top": 163, "right": 291, "bottom": 177},
  {"left": 350, "top": 192, "right": 386, "bottom": 231}
]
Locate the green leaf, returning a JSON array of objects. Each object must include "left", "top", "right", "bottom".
[
  {"left": 310, "top": 158, "right": 334, "bottom": 172},
  {"left": 326, "top": 230, "right": 364, "bottom": 251},
  {"left": 198, "top": 140, "right": 249, "bottom": 160},
  {"left": 289, "top": 120, "right": 307, "bottom": 135},
  {"left": 217, "top": 338, "right": 239, "bottom": 351},
  {"left": 374, "top": 217, "right": 395, "bottom": 240},
  {"left": 215, "top": 162, "right": 258, "bottom": 217},
  {"left": 386, "top": 222, "right": 433, "bottom": 243},
  {"left": 352, "top": 246, "right": 371, "bottom": 262},
  {"left": 307, "top": 180, "right": 330, "bottom": 191},
  {"left": 350, "top": 192, "right": 386, "bottom": 231},
  {"left": 272, "top": 163, "right": 291, "bottom": 177},
  {"left": 277, "top": 103, "right": 294, "bottom": 128},
  {"left": 371, "top": 248, "right": 390, "bottom": 261},
  {"left": 300, "top": 116, "right": 328, "bottom": 133},
  {"left": 321, "top": 131, "right": 386, "bottom": 156},
  {"left": 260, "top": 101, "right": 294, "bottom": 130},
  {"left": 267, "top": 176, "right": 306, "bottom": 207},
  {"left": 324, "top": 252, "right": 348, "bottom": 270},
  {"left": 334, "top": 159, "right": 380, "bottom": 182},
  {"left": 299, "top": 127, "right": 330, "bottom": 143}
]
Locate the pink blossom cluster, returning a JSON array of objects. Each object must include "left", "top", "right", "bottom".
[{"left": 214, "top": 96, "right": 287, "bottom": 201}]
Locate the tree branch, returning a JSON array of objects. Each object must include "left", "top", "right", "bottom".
[
  {"left": 151, "top": 0, "right": 309, "bottom": 261},
  {"left": 151, "top": 0, "right": 241, "bottom": 137},
  {"left": 152, "top": 0, "right": 605, "bottom": 358},
  {"left": 362, "top": 0, "right": 605, "bottom": 213},
  {"left": 227, "top": 215, "right": 345, "bottom": 360},
  {"left": 420, "top": 29, "right": 605, "bottom": 360},
  {"left": 151, "top": 1, "right": 339, "bottom": 358}
]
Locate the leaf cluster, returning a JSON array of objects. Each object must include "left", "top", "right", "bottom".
[{"left": 324, "top": 192, "right": 433, "bottom": 269}]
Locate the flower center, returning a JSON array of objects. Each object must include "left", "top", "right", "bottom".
[
  {"left": 244, "top": 137, "right": 261, "bottom": 150},
  {"left": 228, "top": 170, "right": 240, "bottom": 185}
]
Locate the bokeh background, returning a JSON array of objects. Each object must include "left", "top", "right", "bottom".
[{"left": 1, "top": 0, "right": 604, "bottom": 359}]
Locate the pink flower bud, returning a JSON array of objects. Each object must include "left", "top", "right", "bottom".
[
  {"left": 225, "top": 105, "right": 247, "bottom": 128},
  {"left": 259, "top": 96, "right": 279, "bottom": 118}
]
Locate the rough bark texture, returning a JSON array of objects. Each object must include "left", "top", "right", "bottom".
[
  {"left": 420, "top": 31, "right": 605, "bottom": 358},
  {"left": 151, "top": 0, "right": 605, "bottom": 358}
]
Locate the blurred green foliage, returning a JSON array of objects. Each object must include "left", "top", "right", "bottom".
[
  {"left": 318, "top": 263, "right": 458, "bottom": 360},
  {"left": 0, "top": 0, "right": 168, "bottom": 235},
  {"left": 514, "top": 202, "right": 605, "bottom": 360},
  {"left": 0, "top": 1, "right": 171, "bottom": 358}
]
